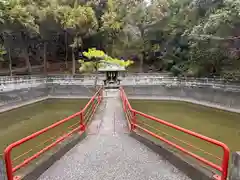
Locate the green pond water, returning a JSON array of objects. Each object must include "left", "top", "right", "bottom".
[
  {"left": 0, "top": 99, "right": 88, "bottom": 165},
  {"left": 130, "top": 100, "right": 240, "bottom": 165},
  {"left": 1, "top": 98, "right": 239, "bottom": 170}
]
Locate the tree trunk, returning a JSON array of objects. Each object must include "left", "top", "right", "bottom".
[
  {"left": 43, "top": 42, "right": 47, "bottom": 74},
  {"left": 139, "top": 28, "right": 145, "bottom": 73},
  {"left": 8, "top": 47, "right": 12, "bottom": 76},
  {"left": 25, "top": 56, "right": 32, "bottom": 73},
  {"left": 139, "top": 53, "right": 144, "bottom": 73},
  {"left": 72, "top": 47, "right": 76, "bottom": 75},
  {"left": 65, "top": 31, "right": 68, "bottom": 69},
  {"left": 24, "top": 49, "right": 32, "bottom": 74}
]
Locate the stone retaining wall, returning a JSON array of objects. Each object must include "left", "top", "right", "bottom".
[
  {"left": 0, "top": 84, "right": 49, "bottom": 110},
  {"left": 1, "top": 75, "right": 240, "bottom": 113},
  {"left": 0, "top": 84, "right": 95, "bottom": 112},
  {"left": 124, "top": 85, "right": 240, "bottom": 113},
  {"left": 49, "top": 85, "right": 95, "bottom": 97}
]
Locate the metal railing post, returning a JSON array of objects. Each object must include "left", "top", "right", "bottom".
[
  {"left": 92, "top": 98, "right": 95, "bottom": 113},
  {"left": 98, "top": 92, "right": 101, "bottom": 104},
  {"left": 123, "top": 98, "right": 126, "bottom": 112},
  {"left": 131, "top": 111, "right": 136, "bottom": 131},
  {"left": 4, "top": 147, "right": 13, "bottom": 180},
  {"left": 80, "top": 111, "right": 85, "bottom": 132},
  {"left": 221, "top": 148, "right": 230, "bottom": 180}
]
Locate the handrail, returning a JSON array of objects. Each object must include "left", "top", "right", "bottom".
[
  {"left": 4, "top": 87, "right": 103, "bottom": 180},
  {"left": 119, "top": 87, "right": 230, "bottom": 180}
]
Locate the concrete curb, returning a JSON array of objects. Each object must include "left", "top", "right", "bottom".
[
  {"left": 22, "top": 132, "right": 87, "bottom": 180},
  {"left": 0, "top": 95, "right": 93, "bottom": 113},
  {"left": 128, "top": 96, "right": 240, "bottom": 113},
  {"left": 49, "top": 95, "right": 92, "bottom": 99},
  {"left": 130, "top": 132, "right": 215, "bottom": 180},
  {"left": 0, "top": 97, "right": 48, "bottom": 113}
]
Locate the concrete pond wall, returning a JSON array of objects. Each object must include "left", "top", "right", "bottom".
[
  {"left": 123, "top": 85, "right": 240, "bottom": 113},
  {"left": 0, "top": 83, "right": 95, "bottom": 113},
  {"left": 1, "top": 74, "right": 240, "bottom": 113}
]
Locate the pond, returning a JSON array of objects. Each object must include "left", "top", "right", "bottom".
[
  {"left": 130, "top": 100, "right": 240, "bottom": 166},
  {"left": 0, "top": 99, "right": 88, "bottom": 165}
]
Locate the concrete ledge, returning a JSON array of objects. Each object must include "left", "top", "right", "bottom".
[
  {"left": 123, "top": 85, "right": 240, "bottom": 113},
  {"left": 49, "top": 95, "right": 92, "bottom": 99},
  {"left": 128, "top": 96, "right": 240, "bottom": 113},
  {"left": 22, "top": 132, "right": 87, "bottom": 180},
  {"left": 0, "top": 95, "right": 94, "bottom": 113},
  {"left": 0, "top": 97, "right": 48, "bottom": 113},
  {"left": 130, "top": 132, "right": 215, "bottom": 180},
  {"left": 0, "top": 84, "right": 96, "bottom": 113}
]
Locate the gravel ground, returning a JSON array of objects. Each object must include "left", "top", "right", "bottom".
[{"left": 38, "top": 89, "right": 191, "bottom": 180}]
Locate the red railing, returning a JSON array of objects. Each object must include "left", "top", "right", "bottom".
[
  {"left": 119, "top": 87, "right": 230, "bottom": 180},
  {"left": 4, "top": 87, "right": 103, "bottom": 180}
]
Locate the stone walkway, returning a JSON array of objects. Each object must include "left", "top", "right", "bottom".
[{"left": 38, "top": 89, "right": 191, "bottom": 180}]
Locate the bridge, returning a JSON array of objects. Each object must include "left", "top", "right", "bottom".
[{"left": 2, "top": 87, "right": 234, "bottom": 180}]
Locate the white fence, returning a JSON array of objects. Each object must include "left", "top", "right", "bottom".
[
  {"left": 0, "top": 74, "right": 240, "bottom": 92},
  {"left": 122, "top": 77, "right": 240, "bottom": 90}
]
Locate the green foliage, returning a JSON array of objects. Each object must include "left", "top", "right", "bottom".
[
  {"left": 0, "top": 0, "right": 239, "bottom": 78},
  {"left": 83, "top": 48, "right": 106, "bottom": 59},
  {"left": 79, "top": 48, "right": 133, "bottom": 73},
  {"left": 0, "top": 1, "right": 7, "bottom": 24},
  {"left": 104, "top": 56, "right": 134, "bottom": 68},
  {"left": 79, "top": 60, "right": 98, "bottom": 73},
  {"left": 59, "top": 5, "right": 98, "bottom": 32},
  {"left": 140, "top": 0, "right": 240, "bottom": 78}
]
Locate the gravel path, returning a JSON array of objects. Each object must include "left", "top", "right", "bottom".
[{"left": 38, "top": 89, "right": 191, "bottom": 180}]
